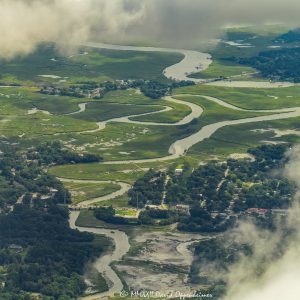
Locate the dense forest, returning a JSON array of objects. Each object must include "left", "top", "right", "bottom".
[
  {"left": 0, "top": 205, "right": 104, "bottom": 300},
  {"left": 274, "top": 29, "right": 300, "bottom": 43},
  {"left": 172, "top": 144, "right": 295, "bottom": 232},
  {"left": 128, "top": 169, "right": 166, "bottom": 208},
  {"left": 238, "top": 47, "right": 300, "bottom": 82},
  {"left": 220, "top": 29, "right": 300, "bottom": 82},
  {"left": 138, "top": 207, "right": 180, "bottom": 226},
  {"left": 0, "top": 141, "right": 100, "bottom": 212},
  {"left": 0, "top": 146, "right": 71, "bottom": 212},
  {"left": 127, "top": 144, "right": 295, "bottom": 233},
  {"left": 0, "top": 144, "right": 108, "bottom": 299}
]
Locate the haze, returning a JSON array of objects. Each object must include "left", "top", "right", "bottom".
[{"left": 2, "top": 0, "right": 300, "bottom": 59}]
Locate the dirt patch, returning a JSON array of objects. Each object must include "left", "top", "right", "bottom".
[
  {"left": 274, "top": 129, "right": 300, "bottom": 137},
  {"left": 229, "top": 153, "right": 254, "bottom": 160},
  {"left": 115, "top": 231, "right": 205, "bottom": 292},
  {"left": 116, "top": 264, "right": 192, "bottom": 293}
]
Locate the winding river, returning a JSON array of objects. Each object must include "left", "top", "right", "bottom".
[
  {"left": 84, "top": 42, "right": 298, "bottom": 88},
  {"left": 70, "top": 211, "right": 130, "bottom": 299},
  {"left": 67, "top": 92, "right": 300, "bottom": 299},
  {"left": 83, "top": 42, "right": 212, "bottom": 83},
  {"left": 66, "top": 43, "right": 300, "bottom": 299},
  {"left": 96, "top": 94, "right": 300, "bottom": 164},
  {"left": 58, "top": 178, "right": 131, "bottom": 208}
]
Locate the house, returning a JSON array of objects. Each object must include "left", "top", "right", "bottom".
[
  {"left": 175, "top": 168, "right": 183, "bottom": 176},
  {"left": 8, "top": 244, "right": 23, "bottom": 252},
  {"left": 271, "top": 209, "right": 288, "bottom": 216},
  {"left": 247, "top": 208, "right": 269, "bottom": 216},
  {"left": 175, "top": 204, "right": 190, "bottom": 214}
]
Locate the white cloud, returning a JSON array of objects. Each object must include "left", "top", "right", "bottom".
[
  {"left": 223, "top": 145, "right": 300, "bottom": 300},
  {"left": 1, "top": 0, "right": 300, "bottom": 57}
]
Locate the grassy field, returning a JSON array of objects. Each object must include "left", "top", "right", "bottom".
[
  {"left": 0, "top": 86, "right": 92, "bottom": 115},
  {"left": 63, "top": 181, "right": 120, "bottom": 204},
  {"left": 175, "top": 85, "right": 300, "bottom": 110},
  {"left": 49, "top": 159, "right": 182, "bottom": 186},
  {"left": 209, "top": 25, "right": 291, "bottom": 60},
  {"left": 50, "top": 163, "right": 147, "bottom": 184},
  {"left": 101, "top": 90, "right": 154, "bottom": 105},
  {"left": 130, "top": 101, "right": 191, "bottom": 123},
  {"left": 41, "top": 95, "right": 271, "bottom": 162},
  {"left": 76, "top": 210, "right": 132, "bottom": 229},
  {"left": 73, "top": 102, "right": 161, "bottom": 122},
  {"left": 189, "top": 60, "right": 257, "bottom": 79},
  {"left": 174, "top": 95, "right": 270, "bottom": 123},
  {"left": 55, "top": 122, "right": 158, "bottom": 160},
  {"left": 189, "top": 115, "right": 300, "bottom": 159},
  {"left": 76, "top": 210, "right": 174, "bottom": 235},
  {"left": 3, "top": 26, "right": 300, "bottom": 299},
  {"left": 1, "top": 29, "right": 299, "bottom": 192},
  {"left": 115, "top": 209, "right": 137, "bottom": 217},
  {"left": 0, "top": 113, "right": 97, "bottom": 138},
  {"left": 92, "top": 273, "right": 109, "bottom": 294},
  {"left": 98, "top": 194, "right": 131, "bottom": 208},
  {"left": 0, "top": 81, "right": 285, "bottom": 169},
  {"left": 102, "top": 90, "right": 192, "bottom": 124},
  {"left": 96, "top": 96, "right": 271, "bottom": 160},
  {"left": 0, "top": 44, "right": 182, "bottom": 84}
]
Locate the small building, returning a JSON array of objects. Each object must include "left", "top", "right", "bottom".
[
  {"left": 175, "top": 204, "right": 190, "bottom": 214},
  {"left": 8, "top": 244, "right": 23, "bottom": 252},
  {"left": 175, "top": 169, "right": 183, "bottom": 176},
  {"left": 146, "top": 205, "right": 164, "bottom": 210},
  {"left": 271, "top": 209, "right": 288, "bottom": 216},
  {"left": 247, "top": 208, "right": 269, "bottom": 216}
]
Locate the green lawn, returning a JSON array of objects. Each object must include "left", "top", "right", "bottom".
[{"left": 115, "top": 209, "right": 137, "bottom": 217}]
